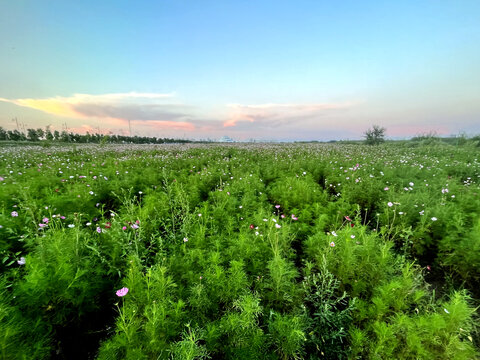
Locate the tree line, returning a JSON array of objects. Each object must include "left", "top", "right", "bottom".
[{"left": 0, "top": 127, "right": 192, "bottom": 144}]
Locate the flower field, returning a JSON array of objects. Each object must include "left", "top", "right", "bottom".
[{"left": 0, "top": 142, "right": 479, "bottom": 359}]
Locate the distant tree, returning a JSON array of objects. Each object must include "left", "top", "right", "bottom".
[
  {"left": 27, "top": 128, "right": 39, "bottom": 141},
  {"left": 364, "top": 125, "right": 386, "bottom": 145},
  {"left": 0, "top": 127, "right": 7, "bottom": 140},
  {"left": 53, "top": 130, "right": 60, "bottom": 141},
  {"left": 46, "top": 129, "right": 54, "bottom": 141},
  {"left": 36, "top": 128, "right": 45, "bottom": 140},
  {"left": 60, "top": 131, "right": 70, "bottom": 142},
  {"left": 8, "top": 130, "right": 25, "bottom": 141}
]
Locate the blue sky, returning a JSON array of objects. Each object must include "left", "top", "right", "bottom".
[{"left": 1, "top": 1, "right": 479, "bottom": 140}]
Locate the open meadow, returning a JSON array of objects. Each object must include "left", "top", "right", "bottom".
[{"left": 1, "top": 141, "right": 479, "bottom": 359}]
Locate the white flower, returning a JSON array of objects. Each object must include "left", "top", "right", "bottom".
[
  {"left": 183, "top": 237, "right": 188, "bottom": 242},
  {"left": 431, "top": 217, "right": 437, "bottom": 221},
  {"left": 68, "top": 224, "right": 75, "bottom": 228},
  {"left": 409, "top": 182, "right": 414, "bottom": 186},
  {"left": 275, "top": 224, "right": 281, "bottom": 229},
  {"left": 17, "top": 257, "right": 26, "bottom": 265},
  {"left": 388, "top": 202, "right": 393, "bottom": 207},
  {"left": 331, "top": 231, "right": 338, "bottom": 237},
  {"left": 350, "top": 235, "right": 355, "bottom": 239}
]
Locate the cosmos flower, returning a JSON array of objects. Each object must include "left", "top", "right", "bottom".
[
  {"left": 329, "top": 242, "right": 335, "bottom": 247},
  {"left": 116, "top": 287, "right": 129, "bottom": 297},
  {"left": 11, "top": 211, "right": 18, "bottom": 217},
  {"left": 17, "top": 257, "right": 26, "bottom": 265}
]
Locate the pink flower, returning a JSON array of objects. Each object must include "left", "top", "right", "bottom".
[
  {"left": 96, "top": 227, "right": 102, "bottom": 233},
  {"left": 344, "top": 216, "right": 352, "bottom": 221},
  {"left": 275, "top": 224, "right": 281, "bottom": 228},
  {"left": 329, "top": 242, "right": 335, "bottom": 247},
  {"left": 116, "top": 287, "right": 129, "bottom": 297},
  {"left": 275, "top": 205, "right": 281, "bottom": 209},
  {"left": 11, "top": 211, "right": 18, "bottom": 217},
  {"left": 122, "top": 226, "right": 127, "bottom": 230},
  {"left": 291, "top": 214, "right": 298, "bottom": 220}
]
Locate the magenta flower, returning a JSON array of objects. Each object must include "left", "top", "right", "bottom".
[
  {"left": 122, "top": 226, "right": 127, "bottom": 230},
  {"left": 42, "top": 217, "right": 49, "bottom": 223},
  {"left": 116, "top": 287, "right": 129, "bottom": 297}
]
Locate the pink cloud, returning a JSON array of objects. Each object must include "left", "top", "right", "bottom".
[{"left": 223, "top": 102, "right": 357, "bottom": 128}]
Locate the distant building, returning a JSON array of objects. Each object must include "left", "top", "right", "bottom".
[{"left": 218, "top": 136, "right": 234, "bottom": 143}]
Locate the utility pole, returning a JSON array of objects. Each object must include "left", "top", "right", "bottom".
[{"left": 12, "top": 117, "right": 19, "bottom": 130}]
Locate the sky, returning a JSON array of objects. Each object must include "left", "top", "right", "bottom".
[{"left": 0, "top": 0, "right": 479, "bottom": 141}]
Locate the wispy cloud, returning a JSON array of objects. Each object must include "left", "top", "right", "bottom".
[
  {"left": 0, "top": 92, "right": 193, "bottom": 125},
  {"left": 223, "top": 102, "right": 357, "bottom": 128}
]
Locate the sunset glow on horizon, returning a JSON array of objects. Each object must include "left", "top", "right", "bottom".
[{"left": 1, "top": 1, "right": 479, "bottom": 141}]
